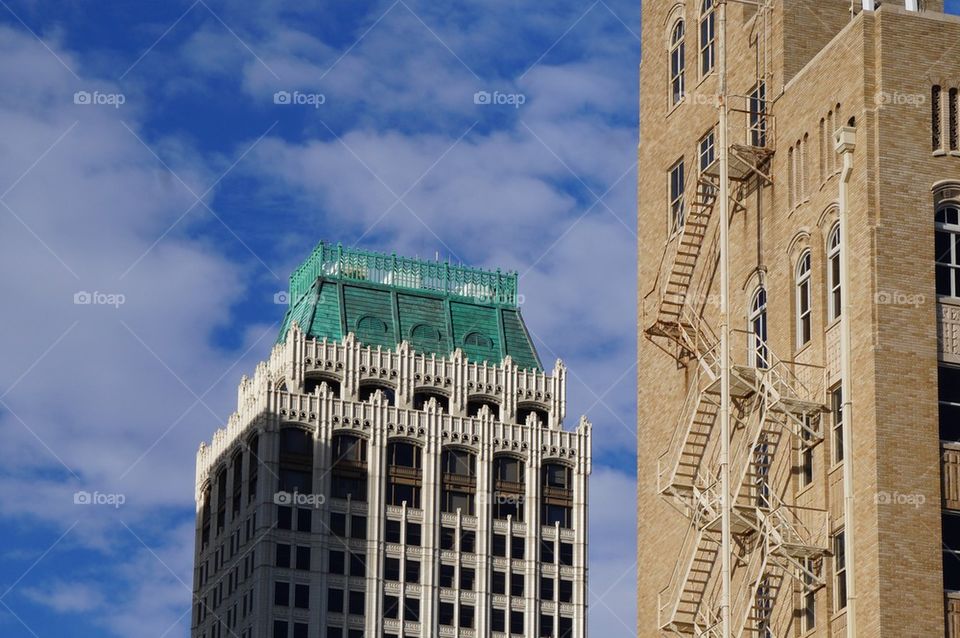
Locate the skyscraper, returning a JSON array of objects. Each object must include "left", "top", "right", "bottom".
[
  {"left": 192, "top": 242, "right": 592, "bottom": 638},
  {"left": 638, "top": 1, "right": 960, "bottom": 636}
]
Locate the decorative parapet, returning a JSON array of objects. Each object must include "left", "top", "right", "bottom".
[
  {"left": 939, "top": 298, "right": 960, "bottom": 365},
  {"left": 195, "top": 325, "right": 587, "bottom": 501}
]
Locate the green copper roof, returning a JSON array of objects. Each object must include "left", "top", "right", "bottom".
[{"left": 278, "top": 242, "right": 542, "bottom": 371}]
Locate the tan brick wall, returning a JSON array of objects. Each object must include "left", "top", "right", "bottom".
[{"left": 639, "top": 2, "right": 958, "bottom": 636}]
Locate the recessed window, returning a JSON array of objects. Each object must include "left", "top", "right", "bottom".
[
  {"left": 669, "top": 158, "right": 685, "bottom": 233},
  {"left": 669, "top": 20, "right": 685, "bottom": 106},
  {"left": 356, "top": 315, "right": 388, "bottom": 337},
  {"left": 831, "top": 386, "right": 844, "bottom": 464},
  {"left": 463, "top": 331, "right": 494, "bottom": 348},
  {"left": 827, "top": 225, "right": 842, "bottom": 321},
  {"left": 699, "top": 128, "right": 716, "bottom": 174},
  {"left": 833, "top": 530, "right": 847, "bottom": 610},
  {"left": 749, "top": 82, "right": 767, "bottom": 147},
  {"left": 795, "top": 251, "right": 812, "bottom": 348},
  {"left": 937, "top": 205, "right": 960, "bottom": 297},
  {"left": 748, "top": 287, "right": 768, "bottom": 369},
  {"left": 699, "top": 0, "right": 716, "bottom": 76}
]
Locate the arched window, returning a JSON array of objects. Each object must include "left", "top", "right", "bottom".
[
  {"left": 937, "top": 204, "right": 960, "bottom": 297},
  {"left": 410, "top": 323, "right": 443, "bottom": 348},
  {"left": 827, "top": 224, "right": 842, "bottom": 320},
  {"left": 385, "top": 441, "right": 423, "bottom": 508},
  {"left": 699, "top": 0, "right": 716, "bottom": 76},
  {"left": 331, "top": 434, "right": 367, "bottom": 502},
  {"left": 463, "top": 332, "right": 494, "bottom": 348},
  {"left": 542, "top": 463, "right": 574, "bottom": 529},
  {"left": 492, "top": 456, "right": 525, "bottom": 521},
  {"left": 749, "top": 287, "right": 768, "bottom": 369},
  {"left": 796, "top": 251, "right": 812, "bottom": 348},
  {"left": 356, "top": 315, "right": 388, "bottom": 340},
  {"left": 669, "top": 20, "right": 685, "bottom": 106},
  {"left": 279, "top": 427, "right": 313, "bottom": 494}
]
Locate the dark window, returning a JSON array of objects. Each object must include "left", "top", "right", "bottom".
[
  {"left": 461, "top": 530, "right": 475, "bottom": 553},
  {"left": 439, "top": 601, "right": 455, "bottom": 626},
  {"left": 273, "top": 620, "right": 288, "bottom": 638},
  {"left": 385, "top": 557, "right": 400, "bottom": 581},
  {"left": 405, "top": 560, "right": 420, "bottom": 584},
  {"left": 385, "top": 519, "right": 401, "bottom": 543},
  {"left": 491, "top": 570, "right": 506, "bottom": 594},
  {"left": 440, "top": 526, "right": 456, "bottom": 550},
  {"left": 274, "top": 581, "right": 289, "bottom": 606},
  {"left": 404, "top": 597, "right": 419, "bottom": 622},
  {"left": 559, "top": 616, "right": 574, "bottom": 638},
  {"left": 540, "top": 614, "right": 554, "bottom": 638},
  {"left": 303, "top": 375, "right": 340, "bottom": 397},
  {"left": 329, "top": 550, "right": 345, "bottom": 575},
  {"left": 413, "top": 390, "right": 449, "bottom": 411},
  {"left": 294, "top": 584, "right": 309, "bottom": 609},
  {"left": 541, "top": 539, "right": 555, "bottom": 563},
  {"left": 460, "top": 567, "right": 475, "bottom": 590},
  {"left": 327, "top": 588, "right": 343, "bottom": 613},
  {"left": 296, "top": 546, "right": 310, "bottom": 570},
  {"left": 406, "top": 522, "right": 421, "bottom": 546},
  {"left": 492, "top": 608, "right": 506, "bottom": 632},
  {"left": 351, "top": 516, "right": 366, "bottom": 539},
  {"left": 460, "top": 604, "right": 474, "bottom": 629},
  {"left": 350, "top": 553, "right": 365, "bottom": 578},
  {"left": 293, "top": 623, "right": 308, "bottom": 638},
  {"left": 541, "top": 576, "right": 555, "bottom": 600},
  {"left": 492, "top": 533, "right": 507, "bottom": 557},
  {"left": 275, "top": 543, "right": 291, "bottom": 568},
  {"left": 510, "top": 610, "right": 524, "bottom": 634},
  {"left": 348, "top": 590, "right": 365, "bottom": 615},
  {"left": 297, "top": 508, "right": 311, "bottom": 533},
  {"left": 945, "top": 513, "right": 960, "bottom": 591},
  {"left": 384, "top": 594, "right": 400, "bottom": 619},
  {"left": 511, "top": 536, "right": 525, "bottom": 560},
  {"left": 277, "top": 506, "right": 292, "bottom": 530},
  {"left": 358, "top": 382, "right": 395, "bottom": 405},
  {"left": 325, "top": 628, "right": 341, "bottom": 638},
  {"left": 439, "top": 564, "right": 455, "bottom": 588},
  {"left": 559, "top": 579, "right": 573, "bottom": 603},
  {"left": 510, "top": 573, "right": 524, "bottom": 597},
  {"left": 560, "top": 542, "right": 574, "bottom": 566},
  {"left": 330, "top": 513, "right": 346, "bottom": 536}
]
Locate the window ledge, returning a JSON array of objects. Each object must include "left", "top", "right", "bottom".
[
  {"left": 825, "top": 316, "right": 841, "bottom": 331},
  {"left": 934, "top": 149, "right": 948, "bottom": 157},
  {"left": 666, "top": 99, "right": 685, "bottom": 117}
]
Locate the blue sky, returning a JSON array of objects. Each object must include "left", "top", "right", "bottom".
[{"left": 0, "top": 1, "right": 640, "bottom": 636}]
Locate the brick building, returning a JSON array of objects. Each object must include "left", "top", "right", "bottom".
[
  {"left": 191, "top": 242, "right": 591, "bottom": 638},
  {"left": 638, "top": 1, "right": 960, "bottom": 636}
]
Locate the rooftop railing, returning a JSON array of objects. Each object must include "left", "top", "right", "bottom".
[{"left": 289, "top": 241, "right": 519, "bottom": 306}]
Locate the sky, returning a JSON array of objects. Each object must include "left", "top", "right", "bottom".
[{"left": 0, "top": 1, "right": 641, "bottom": 636}]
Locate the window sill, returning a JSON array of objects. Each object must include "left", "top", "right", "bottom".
[
  {"left": 829, "top": 459, "right": 845, "bottom": 474},
  {"left": 825, "top": 316, "right": 841, "bottom": 332},
  {"left": 666, "top": 98, "right": 685, "bottom": 117},
  {"left": 794, "top": 341, "right": 812, "bottom": 358},
  {"left": 797, "top": 480, "right": 815, "bottom": 497},
  {"left": 934, "top": 149, "right": 948, "bottom": 157}
]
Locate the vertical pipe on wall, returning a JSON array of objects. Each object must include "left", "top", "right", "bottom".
[{"left": 835, "top": 125, "right": 858, "bottom": 638}]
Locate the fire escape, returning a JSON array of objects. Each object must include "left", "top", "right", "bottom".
[{"left": 643, "top": 2, "right": 829, "bottom": 636}]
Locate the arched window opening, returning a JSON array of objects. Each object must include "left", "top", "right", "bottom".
[
  {"left": 279, "top": 427, "right": 314, "bottom": 494},
  {"left": 200, "top": 484, "right": 211, "bottom": 549},
  {"left": 467, "top": 397, "right": 500, "bottom": 419},
  {"left": 796, "top": 251, "right": 812, "bottom": 348},
  {"left": 247, "top": 434, "right": 259, "bottom": 503},
  {"left": 331, "top": 434, "right": 368, "bottom": 502},
  {"left": 358, "top": 381, "right": 395, "bottom": 406},
  {"left": 492, "top": 456, "right": 525, "bottom": 521},
  {"left": 386, "top": 441, "right": 423, "bottom": 508},
  {"left": 303, "top": 375, "right": 341, "bottom": 397},
  {"left": 441, "top": 448, "right": 477, "bottom": 515},
  {"left": 517, "top": 404, "right": 549, "bottom": 426},
  {"left": 542, "top": 463, "right": 574, "bottom": 529},
  {"left": 413, "top": 390, "right": 449, "bottom": 412},
  {"left": 410, "top": 323, "right": 444, "bottom": 351},
  {"left": 937, "top": 205, "right": 960, "bottom": 297},
  {"left": 463, "top": 331, "right": 494, "bottom": 349},
  {"left": 231, "top": 449, "right": 243, "bottom": 517},
  {"left": 699, "top": 0, "right": 716, "bottom": 76},
  {"left": 670, "top": 20, "right": 685, "bottom": 106},
  {"left": 356, "top": 315, "right": 389, "bottom": 336},
  {"left": 749, "top": 287, "right": 768, "bottom": 369},
  {"left": 216, "top": 467, "right": 227, "bottom": 535},
  {"left": 827, "top": 224, "right": 842, "bottom": 321}
]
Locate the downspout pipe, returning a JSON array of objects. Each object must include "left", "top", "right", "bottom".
[{"left": 834, "top": 125, "right": 858, "bottom": 638}]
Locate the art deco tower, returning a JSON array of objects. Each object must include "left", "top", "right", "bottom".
[{"left": 191, "top": 242, "right": 592, "bottom": 638}]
